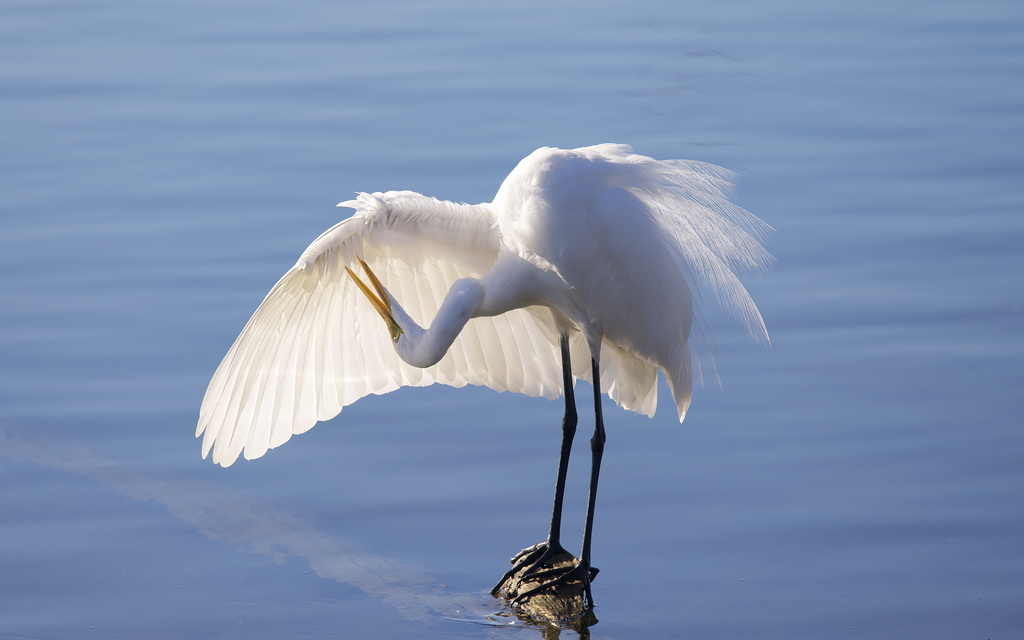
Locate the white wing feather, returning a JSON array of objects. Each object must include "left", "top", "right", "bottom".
[{"left": 197, "top": 192, "right": 563, "bottom": 466}]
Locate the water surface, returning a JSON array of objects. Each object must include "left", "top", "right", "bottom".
[{"left": 2, "top": 0, "right": 1022, "bottom": 638}]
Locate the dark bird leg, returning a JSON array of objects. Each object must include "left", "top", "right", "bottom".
[
  {"left": 497, "top": 351, "right": 604, "bottom": 609},
  {"left": 577, "top": 355, "right": 606, "bottom": 606},
  {"left": 492, "top": 333, "right": 577, "bottom": 594}
]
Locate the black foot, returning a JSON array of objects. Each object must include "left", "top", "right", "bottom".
[
  {"left": 491, "top": 541, "right": 561, "bottom": 595},
  {"left": 492, "top": 542, "right": 599, "bottom": 609},
  {"left": 511, "top": 558, "right": 599, "bottom": 607}
]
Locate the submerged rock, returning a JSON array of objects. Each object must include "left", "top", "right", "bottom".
[{"left": 494, "top": 547, "right": 598, "bottom": 628}]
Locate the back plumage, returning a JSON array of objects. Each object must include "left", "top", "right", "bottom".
[{"left": 491, "top": 144, "right": 772, "bottom": 419}]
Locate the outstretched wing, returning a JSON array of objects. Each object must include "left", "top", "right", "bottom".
[{"left": 197, "top": 191, "right": 564, "bottom": 466}]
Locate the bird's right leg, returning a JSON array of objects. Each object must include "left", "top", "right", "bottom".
[{"left": 492, "top": 332, "right": 578, "bottom": 595}]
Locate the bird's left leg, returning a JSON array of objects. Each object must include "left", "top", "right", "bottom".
[{"left": 492, "top": 333, "right": 579, "bottom": 595}]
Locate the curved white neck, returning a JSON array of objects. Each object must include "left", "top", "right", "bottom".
[{"left": 388, "top": 278, "right": 486, "bottom": 368}]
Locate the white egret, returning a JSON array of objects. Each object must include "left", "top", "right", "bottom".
[{"left": 197, "top": 143, "right": 772, "bottom": 607}]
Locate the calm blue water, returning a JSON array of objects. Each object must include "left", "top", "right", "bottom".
[{"left": 2, "top": 0, "right": 1022, "bottom": 638}]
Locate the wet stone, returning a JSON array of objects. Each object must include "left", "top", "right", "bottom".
[{"left": 494, "top": 547, "right": 597, "bottom": 625}]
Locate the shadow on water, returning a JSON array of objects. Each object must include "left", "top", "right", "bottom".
[{"left": 1, "top": 422, "right": 606, "bottom": 636}]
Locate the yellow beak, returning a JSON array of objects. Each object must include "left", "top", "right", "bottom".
[{"left": 346, "top": 257, "right": 404, "bottom": 343}]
